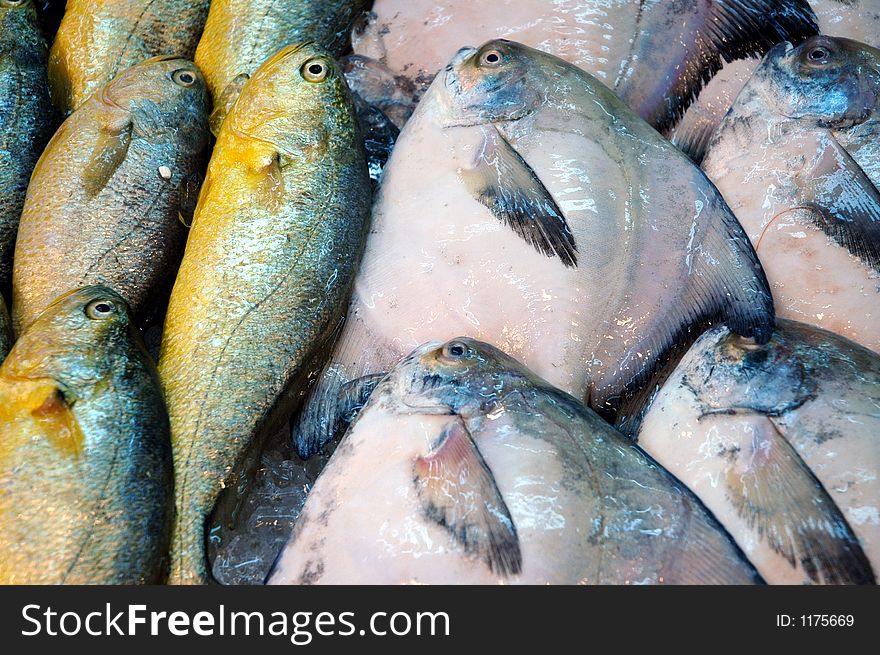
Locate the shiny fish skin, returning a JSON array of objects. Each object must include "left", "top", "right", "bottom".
[
  {"left": 194, "top": 0, "right": 370, "bottom": 107},
  {"left": 638, "top": 320, "right": 878, "bottom": 584},
  {"left": 0, "top": 295, "right": 11, "bottom": 361},
  {"left": 159, "top": 43, "right": 371, "bottom": 585},
  {"left": 294, "top": 39, "right": 774, "bottom": 458},
  {"left": 0, "top": 0, "right": 57, "bottom": 289},
  {"left": 701, "top": 36, "right": 880, "bottom": 351},
  {"left": 49, "top": 0, "right": 210, "bottom": 114},
  {"left": 11, "top": 56, "right": 210, "bottom": 335},
  {"left": 270, "top": 338, "right": 761, "bottom": 585},
  {"left": 0, "top": 286, "right": 172, "bottom": 584}
]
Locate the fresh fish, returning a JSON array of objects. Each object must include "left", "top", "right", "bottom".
[
  {"left": 0, "top": 0, "right": 57, "bottom": 289},
  {"left": 0, "top": 286, "right": 172, "bottom": 584},
  {"left": 49, "top": 0, "right": 210, "bottom": 114},
  {"left": 701, "top": 36, "right": 880, "bottom": 351},
  {"left": 12, "top": 56, "right": 210, "bottom": 335},
  {"left": 294, "top": 39, "right": 774, "bottom": 458},
  {"left": 0, "top": 295, "right": 11, "bottom": 360},
  {"left": 672, "top": 0, "right": 880, "bottom": 163},
  {"left": 194, "top": 0, "right": 371, "bottom": 117},
  {"left": 340, "top": 54, "right": 418, "bottom": 129},
  {"left": 159, "top": 43, "right": 371, "bottom": 585},
  {"left": 638, "top": 319, "right": 878, "bottom": 585},
  {"left": 270, "top": 338, "right": 761, "bottom": 585},
  {"left": 352, "top": 0, "right": 818, "bottom": 131}
]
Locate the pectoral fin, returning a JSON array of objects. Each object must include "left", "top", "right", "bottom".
[
  {"left": 83, "top": 112, "right": 133, "bottom": 198},
  {"left": 177, "top": 171, "right": 203, "bottom": 228},
  {"left": 210, "top": 73, "right": 249, "bottom": 136},
  {"left": 29, "top": 386, "right": 83, "bottom": 458},
  {"left": 724, "top": 414, "right": 874, "bottom": 584},
  {"left": 255, "top": 154, "right": 285, "bottom": 213},
  {"left": 414, "top": 419, "right": 522, "bottom": 577},
  {"left": 462, "top": 127, "right": 577, "bottom": 267},
  {"left": 797, "top": 135, "right": 880, "bottom": 272}
]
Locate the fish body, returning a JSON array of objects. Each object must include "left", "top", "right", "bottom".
[
  {"left": 638, "top": 319, "right": 878, "bottom": 584},
  {"left": 49, "top": 0, "right": 210, "bottom": 114},
  {"left": 0, "top": 0, "right": 56, "bottom": 288},
  {"left": 352, "top": 0, "right": 818, "bottom": 130},
  {"left": 0, "top": 286, "right": 172, "bottom": 584},
  {"left": 158, "top": 43, "right": 371, "bottom": 584},
  {"left": 295, "top": 39, "right": 773, "bottom": 457},
  {"left": 270, "top": 338, "right": 761, "bottom": 585},
  {"left": 701, "top": 36, "right": 880, "bottom": 351},
  {"left": 0, "top": 295, "right": 11, "bottom": 360},
  {"left": 12, "top": 56, "right": 210, "bottom": 335},
  {"left": 194, "top": 0, "right": 370, "bottom": 109}
]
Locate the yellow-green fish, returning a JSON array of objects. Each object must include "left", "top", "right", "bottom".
[
  {"left": 49, "top": 0, "right": 210, "bottom": 114},
  {"left": 0, "top": 286, "right": 172, "bottom": 584},
  {"left": 0, "top": 0, "right": 57, "bottom": 288},
  {"left": 159, "top": 43, "right": 371, "bottom": 584},
  {"left": 12, "top": 56, "right": 210, "bottom": 335}
]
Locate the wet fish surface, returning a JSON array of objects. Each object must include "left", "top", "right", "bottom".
[
  {"left": 294, "top": 38, "right": 774, "bottom": 458},
  {"left": 352, "top": 0, "right": 818, "bottom": 131},
  {"left": 49, "top": 0, "right": 210, "bottom": 114},
  {"left": 0, "top": 0, "right": 57, "bottom": 289},
  {"left": 271, "top": 338, "right": 762, "bottom": 585},
  {"left": 12, "top": 56, "right": 210, "bottom": 335},
  {"left": 0, "top": 286, "right": 172, "bottom": 584},
  {"left": 701, "top": 35, "right": 880, "bottom": 351},
  {"left": 159, "top": 43, "right": 371, "bottom": 584},
  {"left": 0, "top": 294, "right": 11, "bottom": 361},
  {"left": 638, "top": 319, "right": 878, "bottom": 584}
]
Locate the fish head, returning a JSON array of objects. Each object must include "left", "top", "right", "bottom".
[
  {"left": 388, "top": 337, "right": 534, "bottom": 418},
  {"left": 227, "top": 43, "right": 357, "bottom": 159},
  {"left": 100, "top": 56, "right": 210, "bottom": 144},
  {"left": 757, "top": 35, "right": 880, "bottom": 129},
  {"left": 439, "top": 39, "right": 549, "bottom": 127},
  {"left": 0, "top": 286, "right": 144, "bottom": 400}
]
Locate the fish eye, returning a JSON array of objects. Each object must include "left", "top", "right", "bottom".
[
  {"left": 301, "top": 59, "right": 328, "bottom": 83},
  {"left": 806, "top": 46, "right": 831, "bottom": 64},
  {"left": 172, "top": 69, "right": 197, "bottom": 87},
  {"left": 479, "top": 48, "right": 504, "bottom": 68},
  {"left": 1, "top": 0, "right": 26, "bottom": 7},
  {"left": 85, "top": 299, "right": 118, "bottom": 320},
  {"left": 441, "top": 341, "right": 469, "bottom": 360}
]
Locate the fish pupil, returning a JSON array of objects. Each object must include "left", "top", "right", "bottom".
[
  {"left": 809, "top": 48, "right": 828, "bottom": 61},
  {"left": 309, "top": 64, "right": 323, "bottom": 75}
]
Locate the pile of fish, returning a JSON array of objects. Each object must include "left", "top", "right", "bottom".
[{"left": 0, "top": 0, "right": 877, "bottom": 586}]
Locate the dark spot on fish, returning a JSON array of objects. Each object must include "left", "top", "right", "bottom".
[{"left": 298, "top": 559, "right": 324, "bottom": 585}]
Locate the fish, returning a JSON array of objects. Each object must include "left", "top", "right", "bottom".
[
  {"left": 12, "top": 56, "right": 210, "bottom": 335},
  {"left": 340, "top": 54, "right": 418, "bottom": 130},
  {"left": 269, "top": 338, "right": 762, "bottom": 585},
  {"left": 701, "top": 35, "right": 880, "bottom": 351},
  {"left": 48, "top": 0, "right": 210, "bottom": 114},
  {"left": 0, "top": 294, "right": 11, "bottom": 361},
  {"left": 638, "top": 319, "right": 878, "bottom": 585},
  {"left": 158, "top": 43, "right": 372, "bottom": 585},
  {"left": 293, "top": 38, "right": 774, "bottom": 459},
  {"left": 0, "top": 0, "right": 57, "bottom": 289},
  {"left": 194, "top": 0, "right": 371, "bottom": 120},
  {"left": 0, "top": 286, "right": 172, "bottom": 584},
  {"left": 672, "top": 0, "right": 880, "bottom": 163},
  {"left": 351, "top": 0, "right": 818, "bottom": 131}
]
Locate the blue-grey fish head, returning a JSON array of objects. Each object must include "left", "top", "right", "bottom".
[
  {"left": 438, "top": 39, "right": 548, "bottom": 127},
  {"left": 387, "top": 337, "right": 535, "bottom": 418},
  {"left": 756, "top": 35, "right": 880, "bottom": 129}
]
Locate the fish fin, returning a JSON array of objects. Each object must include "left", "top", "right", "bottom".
[
  {"left": 210, "top": 73, "right": 249, "bottom": 136},
  {"left": 723, "top": 414, "right": 874, "bottom": 584},
  {"left": 253, "top": 154, "right": 285, "bottom": 213},
  {"left": 462, "top": 126, "right": 577, "bottom": 267},
  {"left": 177, "top": 171, "right": 203, "bottom": 228},
  {"left": 29, "top": 386, "right": 84, "bottom": 458},
  {"left": 617, "top": 0, "right": 818, "bottom": 132},
  {"left": 796, "top": 135, "right": 880, "bottom": 272},
  {"left": 292, "top": 373, "right": 385, "bottom": 459},
  {"left": 414, "top": 419, "right": 522, "bottom": 577},
  {"left": 670, "top": 118, "right": 717, "bottom": 165},
  {"left": 83, "top": 114, "right": 133, "bottom": 198},
  {"left": 612, "top": 185, "right": 774, "bottom": 435}
]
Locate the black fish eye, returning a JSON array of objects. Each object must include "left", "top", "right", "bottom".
[
  {"left": 479, "top": 48, "right": 504, "bottom": 67},
  {"left": 301, "top": 59, "right": 328, "bottom": 83},
  {"left": 808, "top": 47, "right": 829, "bottom": 62},
  {"left": 442, "top": 342, "right": 468, "bottom": 359},
  {"left": 85, "top": 299, "right": 117, "bottom": 320},
  {"left": 172, "top": 69, "right": 197, "bottom": 87}
]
